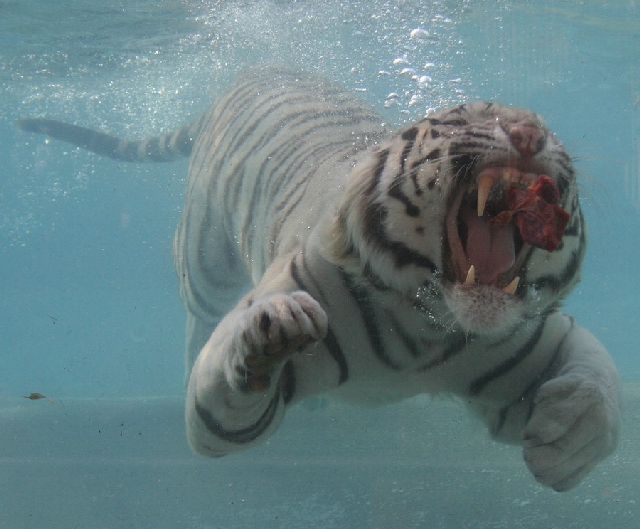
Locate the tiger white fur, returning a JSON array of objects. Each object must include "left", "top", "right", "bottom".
[{"left": 19, "top": 67, "right": 620, "bottom": 491}]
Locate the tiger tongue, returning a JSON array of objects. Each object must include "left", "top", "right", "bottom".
[{"left": 464, "top": 208, "right": 515, "bottom": 284}]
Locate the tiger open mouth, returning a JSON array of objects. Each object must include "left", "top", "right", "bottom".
[{"left": 446, "top": 165, "right": 570, "bottom": 297}]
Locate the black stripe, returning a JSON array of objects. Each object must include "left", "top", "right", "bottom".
[
  {"left": 265, "top": 114, "right": 378, "bottom": 203},
  {"left": 563, "top": 209, "right": 582, "bottom": 237},
  {"left": 323, "top": 329, "right": 349, "bottom": 385},
  {"left": 225, "top": 97, "right": 324, "bottom": 217},
  {"left": 197, "top": 79, "right": 271, "bottom": 174},
  {"left": 557, "top": 174, "right": 572, "bottom": 200},
  {"left": 555, "top": 155, "right": 575, "bottom": 177},
  {"left": 417, "top": 331, "right": 469, "bottom": 371},
  {"left": 524, "top": 317, "right": 574, "bottom": 422},
  {"left": 193, "top": 76, "right": 268, "bottom": 173},
  {"left": 180, "top": 208, "right": 235, "bottom": 320},
  {"left": 282, "top": 360, "right": 296, "bottom": 404},
  {"left": 238, "top": 134, "right": 311, "bottom": 255},
  {"left": 369, "top": 147, "right": 390, "bottom": 192},
  {"left": 446, "top": 150, "right": 479, "bottom": 186},
  {"left": 492, "top": 317, "right": 574, "bottom": 436},
  {"left": 388, "top": 135, "right": 421, "bottom": 216},
  {"left": 197, "top": 79, "right": 301, "bottom": 186},
  {"left": 464, "top": 131, "right": 495, "bottom": 141},
  {"left": 362, "top": 262, "right": 391, "bottom": 291},
  {"left": 270, "top": 136, "right": 368, "bottom": 234},
  {"left": 440, "top": 119, "right": 469, "bottom": 127},
  {"left": 452, "top": 139, "right": 500, "bottom": 150},
  {"left": 226, "top": 100, "right": 371, "bottom": 168},
  {"left": 267, "top": 188, "right": 308, "bottom": 259},
  {"left": 578, "top": 209, "right": 586, "bottom": 254},
  {"left": 401, "top": 127, "right": 419, "bottom": 141},
  {"left": 289, "top": 257, "right": 349, "bottom": 384},
  {"left": 556, "top": 149, "right": 572, "bottom": 163},
  {"left": 361, "top": 152, "right": 437, "bottom": 271},
  {"left": 195, "top": 198, "right": 241, "bottom": 292},
  {"left": 446, "top": 105, "right": 466, "bottom": 115},
  {"left": 17, "top": 118, "right": 188, "bottom": 162},
  {"left": 340, "top": 270, "right": 402, "bottom": 370},
  {"left": 468, "top": 316, "right": 548, "bottom": 396},
  {"left": 482, "top": 314, "right": 541, "bottom": 350},
  {"left": 266, "top": 141, "right": 360, "bottom": 259},
  {"left": 237, "top": 112, "right": 379, "bottom": 258},
  {"left": 492, "top": 407, "right": 509, "bottom": 437},
  {"left": 221, "top": 79, "right": 320, "bottom": 151},
  {"left": 409, "top": 147, "right": 441, "bottom": 194},
  {"left": 224, "top": 94, "right": 334, "bottom": 161},
  {"left": 526, "top": 317, "right": 575, "bottom": 421},
  {"left": 530, "top": 247, "right": 582, "bottom": 293},
  {"left": 140, "top": 138, "right": 163, "bottom": 161},
  {"left": 386, "top": 311, "right": 422, "bottom": 359},
  {"left": 194, "top": 391, "right": 280, "bottom": 444},
  {"left": 270, "top": 115, "right": 377, "bottom": 194},
  {"left": 239, "top": 146, "right": 304, "bottom": 256}
]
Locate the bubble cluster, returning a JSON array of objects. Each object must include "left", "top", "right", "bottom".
[{"left": 3, "top": 0, "right": 474, "bottom": 243}]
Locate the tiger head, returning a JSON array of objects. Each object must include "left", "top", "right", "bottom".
[{"left": 328, "top": 102, "right": 584, "bottom": 335}]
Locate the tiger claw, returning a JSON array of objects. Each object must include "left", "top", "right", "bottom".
[{"left": 229, "top": 291, "right": 327, "bottom": 393}]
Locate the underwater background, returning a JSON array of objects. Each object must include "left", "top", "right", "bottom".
[{"left": 1, "top": 1, "right": 639, "bottom": 528}]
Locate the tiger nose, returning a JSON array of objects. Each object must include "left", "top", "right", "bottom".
[{"left": 504, "top": 122, "right": 546, "bottom": 158}]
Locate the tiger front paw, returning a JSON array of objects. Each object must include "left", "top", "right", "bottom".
[
  {"left": 522, "top": 373, "right": 620, "bottom": 491},
  {"left": 226, "top": 291, "right": 328, "bottom": 392}
]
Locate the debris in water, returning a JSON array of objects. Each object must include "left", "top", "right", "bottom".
[
  {"left": 24, "top": 392, "right": 47, "bottom": 400},
  {"left": 410, "top": 28, "right": 429, "bottom": 40}
]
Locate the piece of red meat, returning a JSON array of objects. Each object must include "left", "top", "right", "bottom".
[{"left": 491, "top": 175, "right": 570, "bottom": 252}]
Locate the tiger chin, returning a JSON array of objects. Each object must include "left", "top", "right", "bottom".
[
  {"left": 18, "top": 67, "right": 620, "bottom": 492},
  {"left": 442, "top": 284, "right": 522, "bottom": 334}
]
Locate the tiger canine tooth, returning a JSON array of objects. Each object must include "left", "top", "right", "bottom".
[
  {"left": 477, "top": 174, "right": 494, "bottom": 216},
  {"left": 502, "top": 276, "right": 520, "bottom": 295},
  {"left": 464, "top": 265, "right": 476, "bottom": 285}
]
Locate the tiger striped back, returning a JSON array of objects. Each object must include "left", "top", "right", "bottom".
[{"left": 174, "top": 68, "right": 387, "bottom": 324}]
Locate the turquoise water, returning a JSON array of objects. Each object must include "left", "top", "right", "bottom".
[{"left": 1, "top": 1, "right": 639, "bottom": 528}]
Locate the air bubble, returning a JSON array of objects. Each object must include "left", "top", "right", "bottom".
[{"left": 384, "top": 92, "right": 400, "bottom": 108}]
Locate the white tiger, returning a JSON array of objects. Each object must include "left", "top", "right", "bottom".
[{"left": 19, "top": 67, "right": 620, "bottom": 491}]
